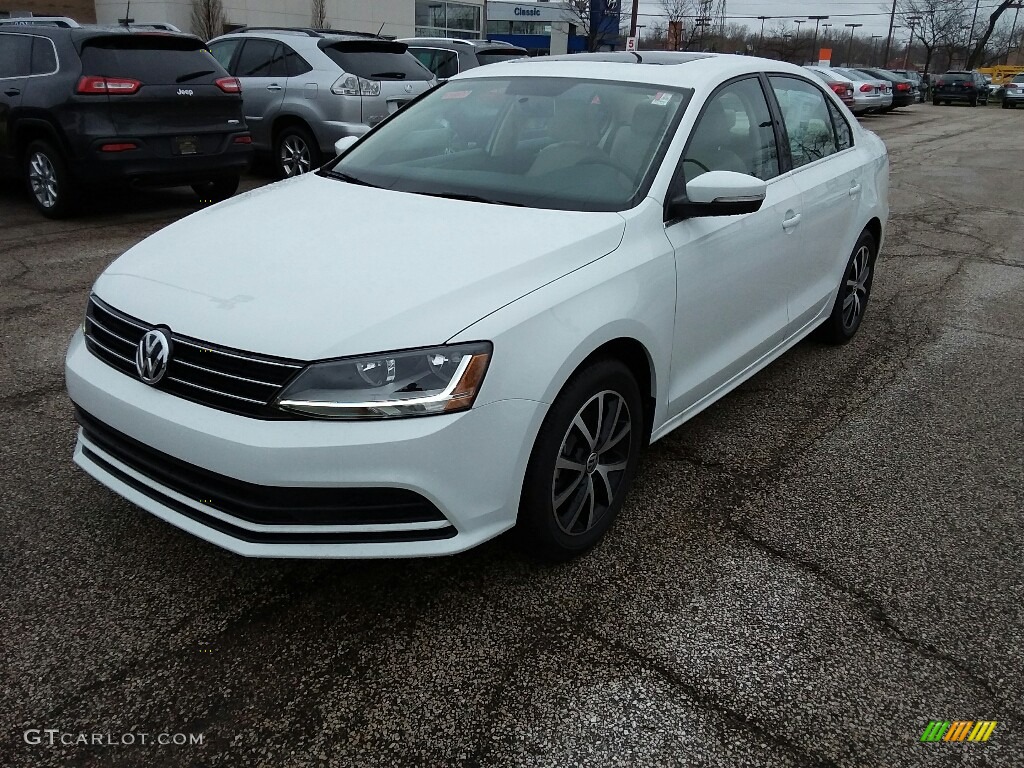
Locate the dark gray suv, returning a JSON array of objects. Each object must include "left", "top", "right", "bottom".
[{"left": 208, "top": 28, "right": 435, "bottom": 178}]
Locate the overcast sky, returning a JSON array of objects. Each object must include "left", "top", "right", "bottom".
[{"left": 633, "top": 1, "right": 912, "bottom": 39}]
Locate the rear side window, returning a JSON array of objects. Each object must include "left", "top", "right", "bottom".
[
  {"left": 282, "top": 45, "right": 311, "bottom": 76},
  {"left": 769, "top": 75, "right": 839, "bottom": 168},
  {"left": 320, "top": 41, "right": 433, "bottom": 81},
  {"left": 80, "top": 36, "right": 227, "bottom": 84},
  {"left": 0, "top": 34, "right": 32, "bottom": 78},
  {"left": 208, "top": 39, "right": 241, "bottom": 71},
  {"left": 234, "top": 39, "right": 282, "bottom": 78},
  {"left": 30, "top": 36, "right": 58, "bottom": 75},
  {"left": 826, "top": 99, "right": 853, "bottom": 151}
]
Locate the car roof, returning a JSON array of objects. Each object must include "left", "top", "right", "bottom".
[
  {"left": 398, "top": 37, "right": 526, "bottom": 52},
  {"left": 450, "top": 53, "right": 813, "bottom": 90},
  {"left": 0, "top": 23, "right": 201, "bottom": 43}
]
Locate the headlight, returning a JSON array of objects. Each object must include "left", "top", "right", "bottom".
[{"left": 275, "top": 342, "right": 492, "bottom": 419}]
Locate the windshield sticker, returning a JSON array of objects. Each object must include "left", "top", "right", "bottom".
[{"left": 651, "top": 92, "right": 672, "bottom": 106}]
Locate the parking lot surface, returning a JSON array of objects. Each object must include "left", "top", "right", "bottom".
[{"left": 2, "top": 104, "right": 1023, "bottom": 767}]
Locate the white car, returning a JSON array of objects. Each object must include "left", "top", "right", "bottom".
[{"left": 66, "top": 52, "right": 889, "bottom": 561}]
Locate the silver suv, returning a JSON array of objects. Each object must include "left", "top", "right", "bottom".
[
  {"left": 400, "top": 38, "right": 528, "bottom": 81},
  {"left": 208, "top": 27, "right": 435, "bottom": 177}
]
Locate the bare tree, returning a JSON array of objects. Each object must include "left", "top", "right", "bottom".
[
  {"left": 898, "top": 0, "right": 970, "bottom": 73},
  {"left": 966, "top": 1, "right": 1018, "bottom": 67},
  {"left": 563, "top": 0, "right": 623, "bottom": 52},
  {"left": 311, "top": 0, "right": 327, "bottom": 29},
  {"left": 190, "top": 0, "right": 225, "bottom": 42}
]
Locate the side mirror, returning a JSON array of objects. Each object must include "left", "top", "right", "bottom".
[
  {"left": 668, "top": 170, "right": 767, "bottom": 219},
  {"left": 334, "top": 136, "right": 358, "bottom": 156}
]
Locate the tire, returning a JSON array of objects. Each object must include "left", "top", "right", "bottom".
[
  {"left": 273, "top": 125, "right": 320, "bottom": 179},
  {"left": 518, "top": 359, "right": 645, "bottom": 562},
  {"left": 1003, "top": 100, "right": 1010, "bottom": 109},
  {"left": 191, "top": 175, "right": 240, "bottom": 204},
  {"left": 970, "top": 96, "right": 978, "bottom": 107},
  {"left": 932, "top": 98, "right": 940, "bottom": 106},
  {"left": 24, "top": 140, "right": 76, "bottom": 218},
  {"left": 815, "top": 230, "right": 877, "bottom": 345}
]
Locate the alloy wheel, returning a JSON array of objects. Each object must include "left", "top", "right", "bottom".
[
  {"left": 842, "top": 244, "right": 872, "bottom": 330},
  {"left": 551, "top": 390, "right": 632, "bottom": 536},
  {"left": 279, "top": 135, "right": 311, "bottom": 176},
  {"left": 28, "top": 151, "right": 58, "bottom": 209}
]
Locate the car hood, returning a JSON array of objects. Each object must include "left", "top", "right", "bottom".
[{"left": 93, "top": 174, "right": 626, "bottom": 360}]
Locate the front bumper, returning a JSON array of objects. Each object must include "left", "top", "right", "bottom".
[{"left": 66, "top": 330, "right": 546, "bottom": 558}]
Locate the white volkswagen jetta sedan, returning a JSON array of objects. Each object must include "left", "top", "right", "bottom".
[{"left": 66, "top": 52, "right": 888, "bottom": 561}]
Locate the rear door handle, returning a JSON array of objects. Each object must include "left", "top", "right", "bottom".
[
  {"left": 4, "top": 88, "right": 20, "bottom": 97},
  {"left": 849, "top": 183, "right": 862, "bottom": 197},
  {"left": 782, "top": 213, "right": 802, "bottom": 231},
  {"left": 266, "top": 84, "right": 283, "bottom": 91}
]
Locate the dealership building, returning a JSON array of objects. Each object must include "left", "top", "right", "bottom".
[{"left": 4, "top": 0, "right": 619, "bottom": 54}]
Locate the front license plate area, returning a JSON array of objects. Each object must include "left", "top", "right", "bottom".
[{"left": 174, "top": 136, "right": 199, "bottom": 155}]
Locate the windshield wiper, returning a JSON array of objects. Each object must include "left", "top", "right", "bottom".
[
  {"left": 415, "top": 191, "right": 522, "bottom": 206},
  {"left": 176, "top": 70, "right": 215, "bottom": 83},
  {"left": 370, "top": 71, "right": 407, "bottom": 79},
  {"left": 328, "top": 170, "right": 378, "bottom": 188}
]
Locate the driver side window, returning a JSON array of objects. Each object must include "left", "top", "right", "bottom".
[{"left": 680, "top": 77, "right": 780, "bottom": 185}]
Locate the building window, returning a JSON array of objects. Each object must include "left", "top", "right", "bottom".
[
  {"left": 415, "top": 1, "right": 481, "bottom": 38},
  {"left": 487, "top": 21, "right": 553, "bottom": 35}
]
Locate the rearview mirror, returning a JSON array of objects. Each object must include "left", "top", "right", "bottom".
[
  {"left": 334, "top": 136, "right": 358, "bottom": 156},
  {"left": 669, "top": 170, "right": 767, "bottom": 219}
]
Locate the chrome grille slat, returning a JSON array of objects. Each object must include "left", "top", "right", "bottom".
[{"left": 83, "top": 296, "right": 307, "bottom": 418}]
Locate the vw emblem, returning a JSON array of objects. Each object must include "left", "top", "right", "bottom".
[
  {"left": 136, "top": 329, "right": 172, "bottom": 385},
  {"left": 404, "top": 83, "right": 414, "bottom": 93}
]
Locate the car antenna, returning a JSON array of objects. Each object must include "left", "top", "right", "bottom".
[
  {"left": 631, "top": 51, "right": 642, "bottom": 63},
  {"left": 122, "top": 0, "right": 131, "bottom": 27},
  {"left": 377, "top": 21, "right": 385, "bottom": 36}
]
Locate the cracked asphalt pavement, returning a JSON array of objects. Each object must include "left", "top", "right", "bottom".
[{"left": 2, "top": 104, "right": 1022, "bottom": 767}]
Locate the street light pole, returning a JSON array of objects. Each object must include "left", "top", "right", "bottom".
[
  {"left": 809, "top": 16, "right": 828, "bottom": 65},
  {"left": 845, "top": 22, "right": 863, "bottom": 66},
  {"left": 793, "top": 19, "right": 805, "bottom": 63},
  {"left": 757, "top": 16, "right": 769, "bottom": 53},
  {"left": 966, "top": 0, "right": 981, "bottom": 64},
  {"left": 870, "top": 35, "right": 883, "bottom": 66},
  {"left": 1006, "top": 3, "right": 1023, "bottom": 65}
]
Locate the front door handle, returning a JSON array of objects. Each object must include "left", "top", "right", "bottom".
[
  {"left": 849, "top": 183, "right": 862, "bottom": 197},
  {"left": 4, "top": 88, "right": 20, "bottom": 97},
  {"left": 266, "top": 84, "right": 283, "bottom": 91},
  {"left": 782, "top": 213, "right": 802, "bottom": 231}
]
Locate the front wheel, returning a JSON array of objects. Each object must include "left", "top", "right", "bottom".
[
  {"left": 815, "top": 230, "right": 877, "bottom": 345},
  {"left": 932, "top": 98, "right": 940, "bottom": 106},
  {"left": 191, "top": 175, "right": 239, "bottom": 204},
  {"left": 518, "top": 359, "right": 644, "bottom": 561}
]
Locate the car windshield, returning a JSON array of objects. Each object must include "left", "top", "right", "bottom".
[
  {"left": 1013, "top": 75, "right": 1024, "bottom": 83},
  {"left": 325, "top": 77, "right": 691, "bottom": 212}
]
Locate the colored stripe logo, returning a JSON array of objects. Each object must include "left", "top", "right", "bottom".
[{"left": 920, "top": 721, "right": 997, "bottom": 742}]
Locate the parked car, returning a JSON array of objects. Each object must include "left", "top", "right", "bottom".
[
  {"left": 805, "top": 65, "right": 885, "bottom": 114},
  {"left": 0, "top": 16, "right": 180, "bottom": 31},
  {"left": 400, "top": 38, "right": 528, "bottom": 81},
  {"left": 932, "top": 71, "right": 990, "bottom": 106},
  {"left": 1002, "top": 73, "right": 1024, "bottom": 108},
  {"left": 802, "top": 66, "right": 855, "bottom": 109},
  {"left": 207, "top": 27, "right": 435, "bottom": 178},
  {"left": 852, "top": 68, "right": 916, "bottom": 109},
  {"left": 0, "top": 25, "right": 252, "bottom": 218},
  {"left": 891, "top": 69, "right": 925, "bottom": 102},
  {"left": 66, "top": 52, "right": 888, "bottom": 561}
]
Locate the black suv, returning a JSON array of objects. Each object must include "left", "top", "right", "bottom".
[
  {"left": 932, "top": 71, "right": 990, "bottom": 106},
  {"left": 0, "top": 25, "right": 253, "bottom": 217}
]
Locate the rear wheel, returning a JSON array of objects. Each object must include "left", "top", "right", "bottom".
[
  {"left": 932, "top": 97, "right": 940, "bottom": 105},
  {"left": 970, "top": 96, "right": 978, "bottom": 107},
  {"left": 815, "top": 230, "right": 877, "bottom": 345},
  {"left": 518, "top": 359, "right": 644, "bottom": 562},
  {"left": 191, "top": 176, "right": 240, "bottom": 204},
  {"left": 274, "top": 125, "right": 320, "bottom": 179},
  {"left": 24, "top": 140, "right": 76, "bottom": 218}
]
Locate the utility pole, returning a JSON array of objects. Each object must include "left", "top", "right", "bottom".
[
  {"left": 757, "top": 15, "right": 769, "bottom": 53},
  {"left": 871, "top": 34, "right": 883, "bottom": 66},
  {"left": 846, "top": 22, "right": 863, "bottom": 66},
  {"left": 882, "top": 0, "right": 897, "bottom": 68},
  {"left": 904, "top": 16, "right": 922, "bottom": 68},
  {"left": 1008, "top": 3, "right": 1023, "bottom": 65},
  {"left": 793, "top": 19, "right": 805, "bottom": 63},
  {"left": 966, "top": 0, "right": 981, "bottom": 60},
  {"left": 630, "top": 0, "right": 639, "bottom": 37},
  {"left": 809, "top": 15, "right": 828, "bottom": 65}
]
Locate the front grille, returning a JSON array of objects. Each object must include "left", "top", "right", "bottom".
[
  {"left": 75, "top": 406, "right": 455, "bottom": 542},
  {"left": 84, "top": 295, "right": 305, "bottom": 418}
]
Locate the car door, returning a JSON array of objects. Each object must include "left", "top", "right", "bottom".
[
  {"left": 0, "top": 32, "right": 32, "bottom": 168},
  {"left": 230, "top": 38, "right": 286, "bottom": 149},
  {"left": 767, "top": 75, "right": 862, "bottom": 326},
  {"left": 663, "top": 75, "right": 803, "bottom": 416}
]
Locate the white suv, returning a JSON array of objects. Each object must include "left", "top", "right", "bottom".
[{"left": 207, "top": 27, "right": 435, "bottom": 177}]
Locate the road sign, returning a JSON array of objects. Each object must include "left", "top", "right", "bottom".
[{"left": 626, "top": 36, "right": 637, "bottom": 52}]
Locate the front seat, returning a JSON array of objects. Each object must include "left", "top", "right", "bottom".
[
  {"left": 527, "top": 100, "right": 605, "bottom": 176},
  {"left": 683, "top": 100, "right": 748, "bottom": 182}
]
